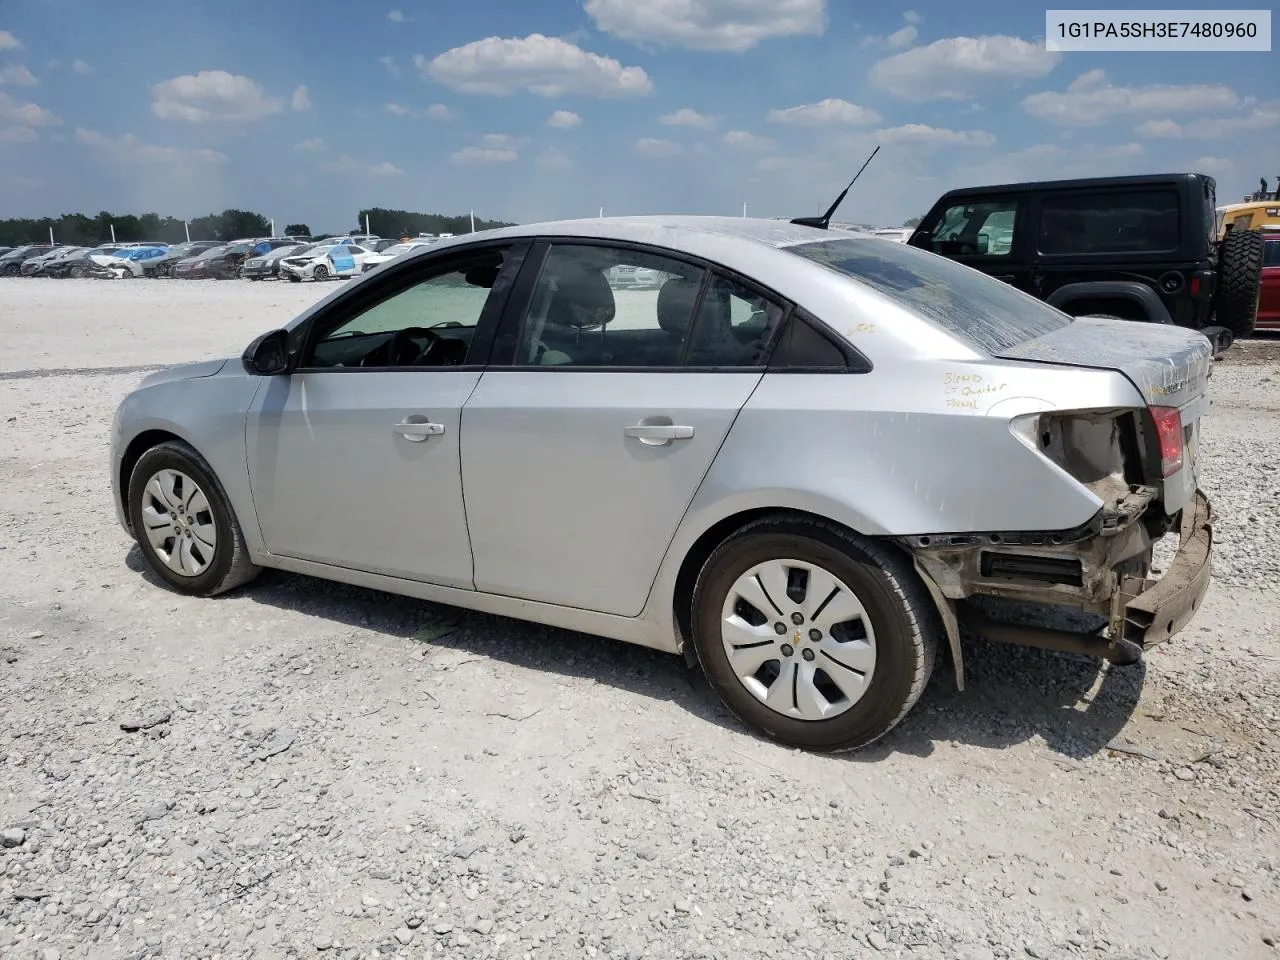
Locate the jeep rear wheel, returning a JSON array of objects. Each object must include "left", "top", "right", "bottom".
[{"left": 1215, "top": 228, "right": 1264, "bottom": 338}]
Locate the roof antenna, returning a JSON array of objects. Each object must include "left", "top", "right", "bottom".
[{"left": 790, "top": 145, "right": 880, "bottom": 229}]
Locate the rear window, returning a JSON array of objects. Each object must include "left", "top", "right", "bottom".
[
  {"left": 786, "top": 236, "right": 1072, "bottom": 354},
  {"left": 1038, "top": 189, "right": 1180, "bottom": 254}
]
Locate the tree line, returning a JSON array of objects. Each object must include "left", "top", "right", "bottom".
[{"left": 0, "top": 207, "right": 516, "bottom": 248}]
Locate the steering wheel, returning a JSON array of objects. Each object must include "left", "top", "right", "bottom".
[{"left": 387, "top": 326, "right": 442, "bottom": 366}]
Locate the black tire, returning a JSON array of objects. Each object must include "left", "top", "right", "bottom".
[
  {"left": 127, "top": 441, "right": 261, "bottom": 597},
  {"left": 1, "top": 264, "right": 19, "bottom": 277},
  {"left": 68, "top": 264, "right": 85, "bottom": 279},
  {"left": 1215, "top": 228, "right": 1264, "bottom": 338},
  {"left": 690, "top": 515, "right": 938, "bottom": 752},
  {"left": 313, "top": 264, "right": 329, "bottom": 281}
]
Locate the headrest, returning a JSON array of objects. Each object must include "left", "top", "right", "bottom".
[
  {"left": 657, "top": 277, "right": 702, "bottom": 333},
  {"left": 545, "top": 265, "right": 616, "bottom": 329}
]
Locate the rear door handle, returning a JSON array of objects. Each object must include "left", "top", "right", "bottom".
[
  {"left": 625, "top": 423, "right": 694, "bottom": 445},
  {"left": 394, "top": 419, "right": 446, "bottom": 441}
]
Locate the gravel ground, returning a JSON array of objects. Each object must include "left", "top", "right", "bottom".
[{"left": 1, "top": 280, "right": 1277, "bottom": 960}]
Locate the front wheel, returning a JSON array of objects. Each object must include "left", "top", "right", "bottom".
[
  {"left": 312, "top": 264, "right": 330, "bottom": 281},
  {"left": 691, "top": 517, "right": 937, "bottom": 752},
  {"left": 127, "top": 441, "right": 261, "bottom": 597}
]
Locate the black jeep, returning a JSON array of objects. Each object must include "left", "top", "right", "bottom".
[{"left": 907, "top": 173, "right": 1265, "bottom": 339}]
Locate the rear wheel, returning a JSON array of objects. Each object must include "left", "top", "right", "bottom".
[
  {"left": 691, "top": 516, "right": 937, "bottom": 752},
  {"left": 127, "top": 441, "right": 261, "bottom": 597},
  {"left": 1215, "top": 228, "right": 1264, "bottom": 338}
]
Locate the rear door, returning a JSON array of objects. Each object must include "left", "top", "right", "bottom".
[{"left": 459, "top": 239, "right": 788, "bottom": 617}]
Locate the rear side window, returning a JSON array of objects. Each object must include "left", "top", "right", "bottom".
[
  {"left": 787, "top": 237, "right": 1072, "bottom": 354},
  {"left": 1038, "top": 190, "right": 1180, "bottom": 254}
]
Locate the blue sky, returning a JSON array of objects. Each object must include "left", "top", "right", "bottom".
[{"left": 0, "top": 0, "right": 1276, "bottom": 232}]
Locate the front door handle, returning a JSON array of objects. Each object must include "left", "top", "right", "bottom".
[
  {"left": 394, "top": 419, "right": 446, "bottom": 442},
  {"left": 625, "top": 423, "right": 694, "bottom": 445}
]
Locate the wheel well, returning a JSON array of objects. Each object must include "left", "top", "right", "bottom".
[
  {"left": 1057, "top": 296, "right": 1148, "bottom": 322},
  {"left": 118, "top": 429, "right": 186, "bottom": 531},
  {"left": 671, "top": 507, "right": 919, "bottom": 664}
]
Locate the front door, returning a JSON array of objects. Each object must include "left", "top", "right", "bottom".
[
  {"left": 912, "top": 196, "right": 1036, "bottom": 297},
  {"left": 245, "top": 243, "right": 522, "bottom": 587},
  {"left": 460, "top": 241, "right": 788, "bottom": 617}
]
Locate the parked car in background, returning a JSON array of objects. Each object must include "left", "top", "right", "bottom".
[
  {"left": 43, "top": 246, "right": 123, "bottom": 278},
  {"left": 278, "top": 242, "right": 377, "bottom": 281},
  {"left": 109, "top": 214, "right": 1219, "bottom": 753},
  {"left": 1258, "top": 228, "right": 1280, "bottom": 330},
  {"left": 908, "top": 173, "right": 1264, "bottom": 339},
  {"left": 0, "top": 244, "right": 55, "bottom": 275},
  {"left": 23, "top": 246, "right": 87, "bottom": 276},
  {"left": 172, "top": 245, "right": 232, "bottom": 279},
  {"left": 147, "top": 241, "right": 222, "bottom": 278},
  {"left": 243, "top": 243, "right": 309, "bottom": 280},
  {"left": 359, "top": 240, "right": 436, "bottom": 273},
  {"left": 98, "top": 246, "right": 171, "bottom": 278},
  {"left": 20, "top": 245, "right": 73, "bottom": 275}
]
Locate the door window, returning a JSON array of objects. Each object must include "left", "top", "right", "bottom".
[
  {"left": 512, "top": 244, "right": 705, "bottom": 367},
  {"left": 1038, "top": 190, "right": 1180, "bottom": 254},
  {"left": 304, "top": 250, "right": 507, "bottom": 369},
  {"left": 929, "top": 199, "right": 1018, "bottom": 257},
  {"left": 685, "top": 274, "right": 787, "bottom": 366}
]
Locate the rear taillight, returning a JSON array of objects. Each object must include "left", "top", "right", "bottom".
[
  {"left": 1149, "top": 406, "right": 1184, "bottom": 477},
  {"left": 1189, "top": 276, "right": 1200, "bottom": 296}
]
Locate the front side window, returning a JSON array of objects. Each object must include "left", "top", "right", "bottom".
[
  {"left": 305, "top": 250, "right": 507, "bottom": 369},
  {"left": 929, "top": 199, "right": 1018, "bottom": 257},
  {"left": 512, "top": 244, "right": 704, "bottom": 367},
  {"left": 1038, "top": 190, "right": 1180, "bottom": 254},
  {"left": 787, "top": 236, "right": 1072, "bottom": 354}
]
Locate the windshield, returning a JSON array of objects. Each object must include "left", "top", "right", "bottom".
[
  {"left": 785, "top": 237, "right": 1073, "bottom": 353},
  {"left": 196, "top": 246, "right": 228, "bottom": 259}
]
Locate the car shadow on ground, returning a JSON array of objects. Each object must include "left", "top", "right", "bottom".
[{"left": 126, "top": 548, "right": 1145, "bottom": 763}]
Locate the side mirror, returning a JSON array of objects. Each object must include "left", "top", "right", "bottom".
[{"left": 242, "top": 329, "right": 291, "bottom": 375}]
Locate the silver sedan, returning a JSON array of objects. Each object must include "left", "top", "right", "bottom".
[{"left": 109, "top": 216, "right": 1215, "bottom": 752}]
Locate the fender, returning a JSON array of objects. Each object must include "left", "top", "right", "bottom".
[{"left": 1045, "top": 281, "right": 1174, "bottom": 324}]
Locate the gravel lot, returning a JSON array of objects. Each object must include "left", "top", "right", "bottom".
[{"left": 1, "top": 279, "right": 1277, "bottom": 960}]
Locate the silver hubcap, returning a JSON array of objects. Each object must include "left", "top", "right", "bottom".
[
  {"left": 720, "top": 559, "right": 876, "bottom": 721},
  {"left": 139, "top": 469, "right": 217, "bottom": 577}
]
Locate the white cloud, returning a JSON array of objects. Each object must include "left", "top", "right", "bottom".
[
  {"left": 385, "top": 102, "right": 455, "bottom": 120},
  {"left": 536, "top": 147, "right": 572, "bottom": 171},
  {"left": 0, "top": 64, "right": 37, "bottom": 86},
  {"left": 584, "top": 0, "right": 826, "bottom": 52},
  {"left": 387, "top": 9, "right": 408, "bottom": 22},
  {"left": 451, "top": 145, "right": 519, "bottom": 164},
  {"left": 862, "top": 11, "right": 921, "bottom": 49},
  {"left": 380, "top": 55, "right": 400, "bottom": 76},
  {"left": 294, "top": 137, "right": 325, "bottom": 151},
  {"left": 660, "top": 107, "right": 714, "bottom": 128},
  {"left": 151, "top": 70, "right": 285, "bottom": 122},
  {"left": 321, "top": 154, "right": 404, "bottom": 175},
  {"left": 71, "top": 59, "right": 94, "bottom": 75},
  {"left": 419, "top": 34, "right": 651, "bottom": 97},
  {"left": 1134, "top": 102, "right": 1279, "bottom": 139},
  {"left": 870, "top": 35, "right": 1060, "bottom": 101},
  {"left": 0, "top": 125, "right": 37, "bottom": 144},
  {"left": 0, "top": 31, "right": 20, "bottom": 50},
  {"left": 75, "top": 127, "right": 228, "bottom": 164},
  {"left": 478, "top": 133, "right": 528, "bottom": 149},
  {"left": 873, "top": 123, "right": 995, "bottom": 147},
  {"left": 723, "top": 130, "right": 774, "bottom": 150},
  {"left": 547, "top": 109, "right": 582, "bottom": 128},
  {"left": 766, "top": 97, "right": 880, "bottom": 126},
  {"left": 635, "top": 137, "right": 681, "bottom": 158},
  {"left": 1022, "top": 70, "right": 1238, "bottom": 126},
  {"left": 1192, "top": 156, "right": 1234, "bottom": 174},
  {"left": 0, "top": 91, "right": 60, "bottom": 126},
  {"left": 291, "top": 85, "right": 311, "bottom": 111}
]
